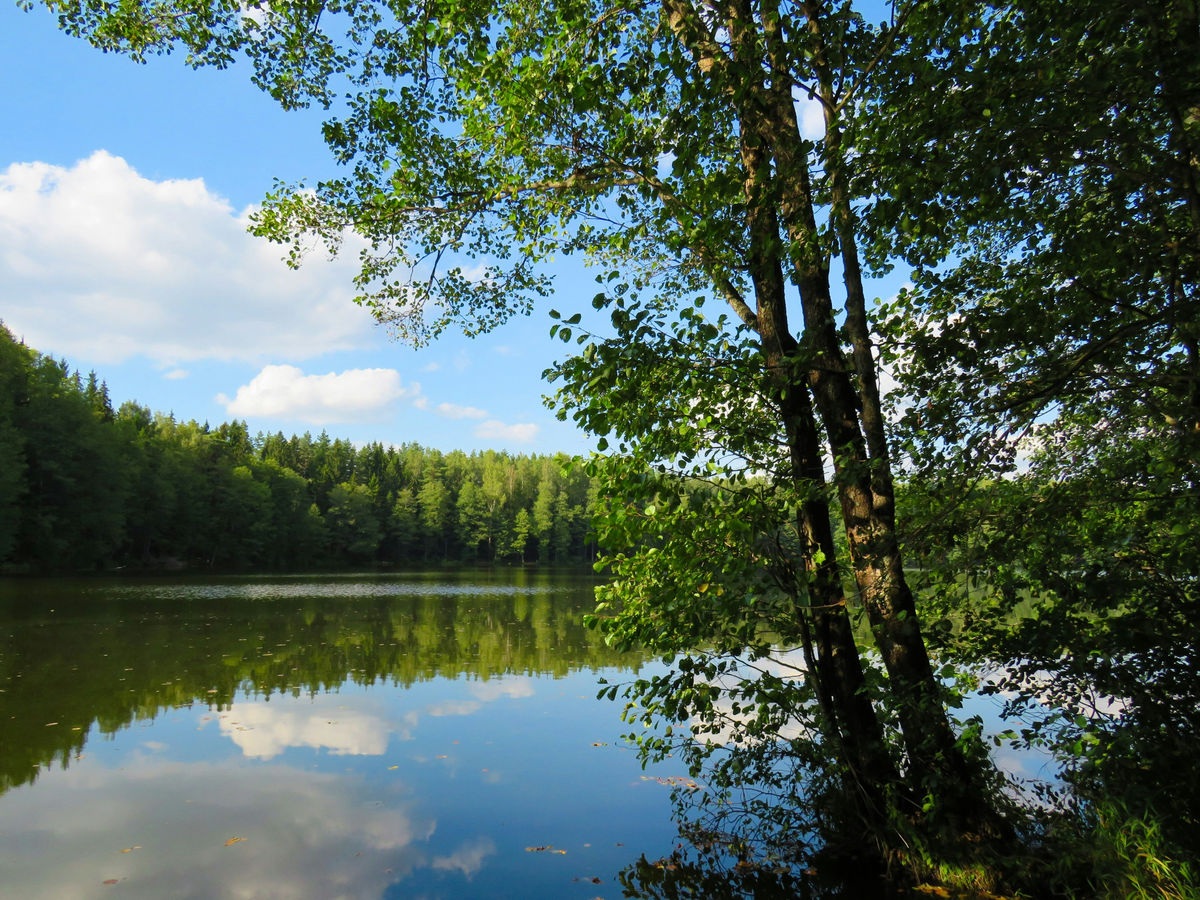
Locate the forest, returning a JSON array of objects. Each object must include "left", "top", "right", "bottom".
[{"left": 0, "top": 324, "right": 598, "bottom": 572}]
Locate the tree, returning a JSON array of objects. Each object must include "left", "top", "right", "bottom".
[
  {"left": 509, "top": 507, "right": 533, "bottom": 563},
  {"left": 455, "top": 477, "right": 488, "bottom": 559},
  {"left": 9, "top": 350, "right": 128, "bottom": 570},
  {"left": 859, "top": 0, "right": 1200, "bottom": 872},
  {"left": 0, "top": 326, "right": 31, "bottom": 563},
  {"left": 387, "top": 486, "right": 421, "bottom": 562},
  {"left": 417, "top": 467, "right": 451, "bottom": 560},
  {"left": 326, "top": 481, "right": 383, "bottom": 563}
]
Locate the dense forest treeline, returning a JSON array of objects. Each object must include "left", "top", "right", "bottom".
[{"left": 0, "top": 324, "right": 597, "bottom": 573}]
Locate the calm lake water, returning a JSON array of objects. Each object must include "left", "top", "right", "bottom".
[{"left": 0, "top": 571, "right": 686, "bottom": 900}]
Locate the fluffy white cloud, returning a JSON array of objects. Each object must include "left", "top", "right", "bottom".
[
  {"left": 219, "top": 364, "right": 421, "bottom": 423},
  {"left": 474, "top": 420, "right": 539, "bottom": 444},
  {"left": 436, "top": 402, "right": 488, "bottom": 420},
  {"left": 0, "top": 151, "right": 377, "bottom": 365}
]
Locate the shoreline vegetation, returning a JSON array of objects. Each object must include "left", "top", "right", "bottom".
[{"left": 0, "top": 324, "right": 599, "bottom": 575}]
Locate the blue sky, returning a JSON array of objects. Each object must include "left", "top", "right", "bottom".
[
  {"left": 0, "top": 2, "right": 905, "bottom": 456},
  {"left": 0, "top": 2, "right": 604, "bottom": 454}
]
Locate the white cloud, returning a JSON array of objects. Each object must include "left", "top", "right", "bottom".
[
  {"left": 425, "top": 677, "right": 536, "bottom": 715},
  {"left": 474, "top": 420, "right": 539, "bottom": 444},
  {"left": 220, "top": 364, "right": 421, "bottom": 423},
  {"left": 163, "top": 368, "right": 189, "bottom": 380},
  {"left": 0, "top": 151, "right": 378, "bottom": 366},
  {"left": 794, "top": 91, "right": 826, "bottom": 140},
  {"left": 437, "top": 402, "right": 488, "bottom": 420}
]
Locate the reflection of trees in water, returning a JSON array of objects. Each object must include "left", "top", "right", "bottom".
[
  {"left": 617, "top": 778, "right": 907, "bottom": 899},
  {"left": 619, "top": 851, "right": 811, "bottom": 900},
  {"left": 0, "top": 576, "right": 636, "bottom": 795}
]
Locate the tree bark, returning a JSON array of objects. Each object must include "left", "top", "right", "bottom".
[{"left": 726, "top": 0, "right": 899, "bottom": 826}]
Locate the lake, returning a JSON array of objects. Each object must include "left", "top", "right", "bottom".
[{"left": 0, "top": 571, "right": 689, "bottom": 899}]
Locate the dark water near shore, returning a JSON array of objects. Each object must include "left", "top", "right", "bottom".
[{"left": 0, "top": 571, "right": 684, "bottom": 899}]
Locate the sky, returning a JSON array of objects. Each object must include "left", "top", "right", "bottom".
[
  {"left": 0, "top": 3, "right": 899, "bottom": 457},
  {"left": 0, "top": 2, "right": 605, "bottom": 455}
]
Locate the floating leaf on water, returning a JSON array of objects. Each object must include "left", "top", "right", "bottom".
[
  {"left": 525, "top": 846, "right": 567, "bottom": 854},
  {"left": 639, "top": 775, "right": 699, "bottom": 790},
  {"left": 387, "top": 765, "right": 399, "bottom": 770},
  {"left": 45, "top": 722, "right": 58, "bottom": 727},
  {"left": 103, "top": 879, "right": 120, "bottom": 885},
  {"left": 224, "top": 837, "right": 246, "bottom": 847},
  {"left": 119, "top": 846, "right": 142, "bottom": 853}
]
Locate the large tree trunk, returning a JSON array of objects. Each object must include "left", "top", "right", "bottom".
[
  {"left": 726, "top": 0, "right": 899, "bottom": 834},
  {"left": 760, "top": 0, "right": 998, "bottom": 830}
]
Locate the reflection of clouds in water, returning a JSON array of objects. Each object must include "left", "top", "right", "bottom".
[
  {"left": 980, "top": 665, "right": 1129, "bottom": 720},
  {"left": 425, "top": 677, "right": 535, "bottom": 718},
  {"left": 218, "top": 694, "right": 416, "bottom": 759},
  {"left": 432, "top": 836, "right": 496, "bottom": 878},
  {"left": 469, "top": 677, "right": 536, "bottom": 702},
  {"left": 221, "top": 676, "right": 539, "bottom": 758},
  {"left": 426, "top": 700, "right": 482, "bottom": 717},
  {"left": 0, "top": 760, "right": 435, "bottom": 900}
]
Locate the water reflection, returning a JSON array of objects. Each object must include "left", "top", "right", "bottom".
[
  {"left": 0, "top": 574, "right": 1060, "bottom": 898},
  {"left": 215, "top": 694, "right": 407, "bottom": 758},
  {"left": 0, "top": 573, "right": 632, "bottom": 794},
  {"left": 0, "top": 574, "right": 684, "bottom": 900},
  {"left": 2, "top": 759, "right": 434, "bottom": 900}
]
